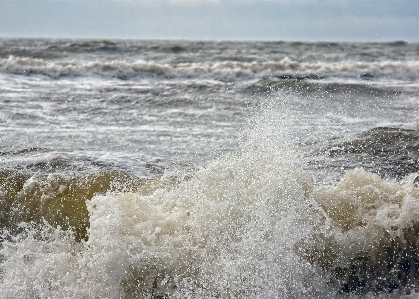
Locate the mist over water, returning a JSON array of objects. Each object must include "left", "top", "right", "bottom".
[{"left": 1, "top": 39, "right": 419, "bottom": 298}]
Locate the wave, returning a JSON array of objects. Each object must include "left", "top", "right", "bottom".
[
  {"left": 308, "top": 168, "right": 419, "bottom": 294},
  {"left": 320, "top": 127, "right": 419, "bottom": 179},
  {"left": 1, "top": 105, "right": 419, "bottom": 298},
  {"left": 2, "top": 157, "right": 419, "bottom": 297},
  {"left": 327, "top": 127, "right": 419, "bottom": 156},
  {"left": 1, "top": 55, "right": 419, "bottom": 82},
  {"left": 0, "top": 170, "right": 174, "bottom": 242}
]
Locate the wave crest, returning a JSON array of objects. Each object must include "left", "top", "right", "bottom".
[{"left": 2, "top": 55, "right": 418, "bottom": 82}]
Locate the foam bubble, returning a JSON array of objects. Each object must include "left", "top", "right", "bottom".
[{"left": 304, "top": 169, "right": 419, "bottom": 294}]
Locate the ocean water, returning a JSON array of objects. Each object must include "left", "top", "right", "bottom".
[{"left": 1, "top": 38, "right": 419, "bottom": 298}]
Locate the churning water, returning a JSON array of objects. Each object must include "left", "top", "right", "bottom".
[{"left": 1, "top": 39, "right": 419, "bottom": 298}]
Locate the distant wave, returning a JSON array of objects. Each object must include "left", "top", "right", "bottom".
[{"left": 1, "top": 55, "right": 418, "bottom": 82}]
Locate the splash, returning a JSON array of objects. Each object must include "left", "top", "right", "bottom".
[
  {"left": 0, "top": 170, "right": 174, "bottom": 241},
  {"left": 1, "top": 97, "right": 419, "bottom": 298},
  {"left": 307, "top": 168, "right": 419, "bottom": 295}
]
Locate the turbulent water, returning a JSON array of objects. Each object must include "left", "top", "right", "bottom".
[{"left": 1, "top": 38, "right": 419, "bottom": 298}]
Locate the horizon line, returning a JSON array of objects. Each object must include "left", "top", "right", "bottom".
[{"left": 1, "top": 35, "right": 417, "bottom": 44}]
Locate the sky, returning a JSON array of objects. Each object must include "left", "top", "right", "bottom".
[{"left": 1, "top": 0, "right": 418, "bottom": 42}]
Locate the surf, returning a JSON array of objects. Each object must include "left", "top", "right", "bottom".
[{"left": 2, "top": 96, "right": 419, "bottom": 298}]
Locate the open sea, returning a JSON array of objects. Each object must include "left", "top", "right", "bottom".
[{"left": 1, "top": 38, "right": 419, "bottom": 298}]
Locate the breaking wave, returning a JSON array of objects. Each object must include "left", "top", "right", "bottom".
[
  {"left": 1, "top": 55, "right": 419, "bottom": 82},
  {"left": 0, "top": 170, "right": 175, "bottom": 242},
  {"left": 1, "top": 102, "right": 419, "bottom": 298}
]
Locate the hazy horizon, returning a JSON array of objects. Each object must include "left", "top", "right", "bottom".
[{"left": 1, "top": 36, "right": 416, "bottom": 43}]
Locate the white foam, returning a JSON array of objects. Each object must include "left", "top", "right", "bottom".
[
  {"left": 1, "top": 97, "right": 419, "bottom": 298},
  {"left": 0, "top": 100, "right": 329, "bottom": 297},
  {"left": 1, "top": 55, "right": 418, "bottom": 82}
]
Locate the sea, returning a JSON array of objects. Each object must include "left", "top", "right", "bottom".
[{"left": 0, "top": 38, "right": 419, "bottom": 298}]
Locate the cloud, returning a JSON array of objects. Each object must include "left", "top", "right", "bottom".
[
  {"left": 1, "top": 0, "right": 418, "bottom": 41},
  {"left": 121, "top": 0, "right": 221, "bottom": 8}
]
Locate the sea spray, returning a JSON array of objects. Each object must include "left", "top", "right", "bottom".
[
  {"left": 1, "top": 92, "right": 419, "bottom": 298},
  {"left": 82, "top": 98, "right": 329, "bottom": 298},
  {"left": 0, "top": 96, "right": 331, "bottom": 298}
]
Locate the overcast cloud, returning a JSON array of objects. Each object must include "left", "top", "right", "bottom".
[{"left": 1, "top": 0, "right": 418, "bottom": 41}]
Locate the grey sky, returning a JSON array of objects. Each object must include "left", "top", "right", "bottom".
[{"left": 1, "top": 0, "right": 418, "bottom": 41}]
